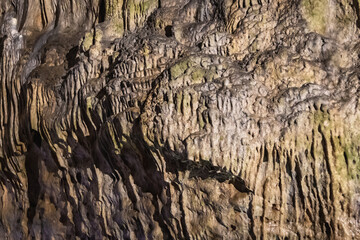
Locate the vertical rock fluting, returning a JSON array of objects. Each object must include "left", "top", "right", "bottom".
[{"left": 1, "top": 0, "right": 360, "bottom": 239}]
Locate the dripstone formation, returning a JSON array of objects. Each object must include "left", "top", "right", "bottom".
[{"left": 1, "top": 0, "right": 360, "bottom": 239}]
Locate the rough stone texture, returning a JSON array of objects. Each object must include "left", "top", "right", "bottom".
[{"left": 1, "top": 0, "right": 360, "bottom": 239}]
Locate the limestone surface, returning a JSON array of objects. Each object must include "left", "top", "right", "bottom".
[{"left": 1, "top": 0, "right": 360, "bottom": 239}]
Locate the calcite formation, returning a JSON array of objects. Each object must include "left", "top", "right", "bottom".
[{"left": 1, "top": 0, "right": 360, "bottom": 239}]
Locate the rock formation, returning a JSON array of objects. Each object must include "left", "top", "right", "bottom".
[{"left": 0, "top": 0, "right": 360, "bottom": 239}]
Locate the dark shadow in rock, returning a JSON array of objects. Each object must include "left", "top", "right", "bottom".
[
  {"left": 129, "top": 118, "right": 174, "bottom": 238},
  {"left": 19, "top": 0, "right": 29, "bottom": 32},
  {"left": 25, "top": 143, "right": 41, "bottom": 229},
  {"left": 99, "top": 0, "right": 106, "bottom": 23},
  {"left": 353, "top": 0, "right": 360, "bottom": 28},
  {"left": 66, "top": 46, "right": 79, "bottom": 69},
  {"left": 162, "top": 141, "right": 253, "bottom": 193},
  {"left": 165, "top": 26, "right": 173, "bottom": 38},
  {"left": 0, "top": 36, "right": 5, "bottom": 57},
  {"left": 83, "top": 115, "right": 175, "bottom": 239},
  {"left": 32, "top": 130, "right": 41, "bottom": 148}
]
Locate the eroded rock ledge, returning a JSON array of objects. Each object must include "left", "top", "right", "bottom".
[{"left": 1, "top": 0, "right": 360, "bottom": 239}]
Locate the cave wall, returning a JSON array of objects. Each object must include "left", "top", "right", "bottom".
[{"left": 0, "top": 0, "right": 360, "bottom": 239}]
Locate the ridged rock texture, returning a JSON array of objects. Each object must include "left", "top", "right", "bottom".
[{"left": 1, "top": 0, "right": 360, "bottom": 239}]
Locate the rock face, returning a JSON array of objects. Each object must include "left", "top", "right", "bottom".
[{"left": 1, "top": 0, "right": 360, "bottom": 239}]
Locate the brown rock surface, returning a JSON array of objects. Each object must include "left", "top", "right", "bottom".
[{"left": 1, "top": 0, "right": 360, "bottom": 239}]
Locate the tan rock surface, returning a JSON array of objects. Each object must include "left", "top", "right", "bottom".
[{"left": 1, "top": 0, "right": 360, "bottom": 239}]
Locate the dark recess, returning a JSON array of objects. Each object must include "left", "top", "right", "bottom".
[
  {"left": 19, "top": 0, "right": 29, "bottom": 31},
  {"left": 99, "top": 0, "right": 106, "bottom": 23},
  {"left": 25, "top": 145, "right": 41, "bottom": 229},
  {"left": 0, "top": 36, "right": 5, "bottom": 57},
  {"left": 66, "top": 46, "right": 79, "bottom": 69},
  {"left": 353, "top": 0, "right": 360, "bottom": 28},
  {"left": 32, "top": 130, "right": 42, "bottom": 148},
  {"left": 165, "top": 26, "right": 173, "bottom": 37},
  {"left": 263, "top": 146, "right": 269, "bottom": 162},
  {"left": 76, "top": 172, "right": 82, "bottom": 183}
]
